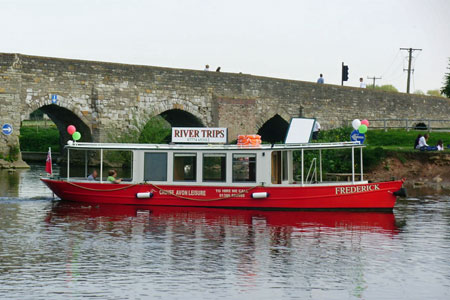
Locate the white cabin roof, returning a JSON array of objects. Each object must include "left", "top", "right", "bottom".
[{"left": 65, "top": 141, "right": 364, "bottom": 151}]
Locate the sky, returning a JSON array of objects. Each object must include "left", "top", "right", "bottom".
[{"left": 1, "top": 0, "right": 450, "bottom": 93}]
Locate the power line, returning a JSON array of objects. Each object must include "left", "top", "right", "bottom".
[
  {"left": 381, "top": 50, "right": 401, "bottom": 78},
  {"left": 400, "top": 47, "right": 422, "bottom": 93},
  {"left": 367, "top": 76, "right": 382, "bottom": 88}
]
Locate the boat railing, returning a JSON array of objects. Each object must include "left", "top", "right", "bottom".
[{"left": 305, "top": 158, "right": 317, "bottom": 184}]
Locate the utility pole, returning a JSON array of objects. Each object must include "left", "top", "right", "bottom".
[
  {"left": 367, "top": 76, "right": 382, "bottom": 88},
  {"left": 400, "top": 47, "right": 422, "bottom": 93}
]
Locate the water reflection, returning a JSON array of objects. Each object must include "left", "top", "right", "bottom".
[
  {"left": 39, "top": 203, "right": 401, "bottom": 298},
  {"left": 47, "top": 202, "right": 398, "bottom": 235}
]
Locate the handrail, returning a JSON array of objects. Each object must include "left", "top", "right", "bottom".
[{"left": 305, "top": 158, "right": 317, "bottom": 184}]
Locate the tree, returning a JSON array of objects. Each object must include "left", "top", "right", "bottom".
[
  {"left": 368, "top": 84, "right": 399, "bottom": 93},
  {"left": 442, "top": 58, "right": 450, "bottom": 98},
  {"left": 426, "top": 89, "right": 442, "bottom": 97}
]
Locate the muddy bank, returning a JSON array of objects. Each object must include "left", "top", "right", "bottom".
[{"left": 367, "top": 151, "right": 450, "bottom": 193}]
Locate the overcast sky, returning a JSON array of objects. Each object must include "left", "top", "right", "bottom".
[{"left": 2, "top": 0, "right": 449, "bottom": 93}]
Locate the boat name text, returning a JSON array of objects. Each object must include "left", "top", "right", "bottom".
[{"left": 335, "top": 184, "right": 380, "bottom": 195}]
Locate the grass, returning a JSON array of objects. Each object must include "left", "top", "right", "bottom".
[
  {"left": 365, "top": 129, "right": 450, "bottom": 148},
  {"left": 317, "top": 127, "right": 450, "bottom": 150}
]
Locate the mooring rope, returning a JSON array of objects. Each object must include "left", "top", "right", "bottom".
[
  {"left": 65, "top": 181, "right": 261, "bottom": 201},
  {"left": 66, "top": 181, "right": 139, "bottom": 192}
]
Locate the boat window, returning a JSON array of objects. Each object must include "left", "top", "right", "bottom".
[
  {"left": 101, "top": 150, "right": 133, "bottom": 182},
  {"left": 282, "top": 151, "right": 288, "bottom": 181},
  {"left": 144, "top": 152, "right": 167, "bottom": 181},
  {"left": 173, "top": 153, "right": 197, "bottom": 181},
  {"left": 271, "top": 151, "right": 281, "bottom": 184},
  {"left": 203, "top": 153, "right": 226, "bottom": 182},
  {"left": 232, "top": 154, "right": 256, "bottom": 182}
]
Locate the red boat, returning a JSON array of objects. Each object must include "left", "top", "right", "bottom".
[{"left": 41, "top": 139, "right": 405, "bottom": 210}]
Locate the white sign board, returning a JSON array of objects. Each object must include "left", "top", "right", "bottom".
[
  {"left": 172, "top": 127, "right": 227, "bottom": 143},
  {"left": 284, "top": 118, "right": 315, "bottom": 144}
]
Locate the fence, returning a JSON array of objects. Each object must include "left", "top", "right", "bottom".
[{"left": 347, "top": 119, "right": 450, "bottom": 132}]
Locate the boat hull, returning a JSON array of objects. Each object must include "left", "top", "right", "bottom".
[{"left": 41, "top": 179, "right": 404, "bottom": 210}]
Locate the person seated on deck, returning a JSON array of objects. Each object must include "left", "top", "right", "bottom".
[
  {"left": 107, "top": 169, "right": 122, "bottom": 184},
  {"left": 87, "top": 170, "right": 98, "bottom": 181}
]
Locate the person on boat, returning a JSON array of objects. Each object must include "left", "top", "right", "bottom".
[
  {"left": 107, "top": 169, "right": 122, "bottom": 183},
  {"left": 87, "top": 170, "right": 98, "bottom": 181}
]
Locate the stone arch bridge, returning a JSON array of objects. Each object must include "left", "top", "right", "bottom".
[{"left": 1, "top": 53, "right": 449, "bottom": 160}]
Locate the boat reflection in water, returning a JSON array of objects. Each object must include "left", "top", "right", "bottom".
[{"left": 47, "top": 201, "right": 398, "bottom": 237}]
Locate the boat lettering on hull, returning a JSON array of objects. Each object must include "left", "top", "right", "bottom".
[{"left": 335, "top": 184, "right": 380, "bottom": 195}]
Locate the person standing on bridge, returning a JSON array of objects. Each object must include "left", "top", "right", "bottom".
[
  {"left": 312, "top": 121, "right": 321, "bottom": 140},
  {"left": 360, "top": 78, "right": 366, "bottom": 88},
  {"left": 204, "top": 64, "right": 210, "bottom": 71},
  {"left": 317, "top": 74, "right": 324, "bottom": 84}
]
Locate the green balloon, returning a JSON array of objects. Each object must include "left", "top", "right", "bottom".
[
  {"left": 72, "top": 131, "right": 81, "bottom": 141},
  {"left": 358, "top": 124, "right": 368, "bottom": 134}
]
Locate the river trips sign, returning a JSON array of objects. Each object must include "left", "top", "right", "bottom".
[{"left": 172, "top": 127, "right": 227, "bottom": 143}]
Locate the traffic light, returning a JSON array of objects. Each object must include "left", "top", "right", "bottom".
[{"left": 342, "top": 65, "right": 349, "bottom": 82}]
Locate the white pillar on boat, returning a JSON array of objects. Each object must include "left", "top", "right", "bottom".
[
  {"left": 351, "top": 146, "right": 355, "bottom": 183},
  {"left": 319, "top": 149, "right": 322, "bottom": 182},
  {"left": 360, "top": 147, "right": 363, "bottom": 181},
  {"left": 85, "top": 150, "right": 88, "bottom": 178},
  {"left": 100, "top": 149, "right": 103, "bottom": 183},
  {"left": 67, "top": 149, "right": 70, "bottom": 181},
  {"left": 301, "top": 148, "right": 304, "bottom": 186}
]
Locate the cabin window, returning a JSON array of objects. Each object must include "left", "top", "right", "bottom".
[
  {"left": 144, "top": 152, "right": 167, "bottom": 181},
  {"left": 282, "top": 151, "right": 288, "bottom": 181},
  {"left": 203, "top": 153, "right": 226, "bottom": 182},
  {"left": 173, "top": 153, "right": 197, "bottom": 181},
  {"left": 232, "top": 154, "right": 256, "bottom": 182}
]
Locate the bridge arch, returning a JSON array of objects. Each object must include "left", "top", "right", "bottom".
[
  {"left": 22, "top": 104, "right": 92, "bottom": 153},
  {"left": 257, "top": 114, "right": 290, "bottom": 143}
]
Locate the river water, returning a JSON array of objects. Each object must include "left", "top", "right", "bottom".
[{"left": 0, "top": 164, "right": 449, "bottom": 300}]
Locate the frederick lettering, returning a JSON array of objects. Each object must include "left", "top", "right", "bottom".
[{"left": 335, "top": 184, "right": 380, "bottom": 195}]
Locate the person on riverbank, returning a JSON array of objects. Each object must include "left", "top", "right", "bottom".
[
  {"left": 107, "top": 169, "right": 122, "bottom": 183},
  {"left": 414, "top": 134, "right": 422, "bottom": 149},
  {"left": 87, "top": 170, "right": 98, "bottom": 181},
  {"left": 437, "top": 140, "right": 444, "bottom": 151},
  {"left": 416, "top": 133, "right": 429, "bottom": 150}
]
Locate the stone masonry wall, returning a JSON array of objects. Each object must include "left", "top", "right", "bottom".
[{"left": 1, "top": 53, "right": 449, "bottom": 158}]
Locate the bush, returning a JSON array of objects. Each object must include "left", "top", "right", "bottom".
[{"left": 19, "top": 126, "right": 60, "bottom": 152}]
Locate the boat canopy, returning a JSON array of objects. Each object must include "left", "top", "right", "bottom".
[{"left": 65, "top": 141, "right": 364, "bottom": 151}]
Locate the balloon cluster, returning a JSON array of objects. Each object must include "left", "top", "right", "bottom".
[
  {"left": 352, "top": 119, "right": 370, "bottom": 134},
  {"left": 67, "top": 125, "right": 81, "bottom": 141}
]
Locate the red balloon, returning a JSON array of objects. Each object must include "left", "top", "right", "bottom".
[
  {"left": 67, "top": 125, "right": 76, "bottom": 135},
  {"left": 361, "top": 119, "right": 370, "bottom": 127}
]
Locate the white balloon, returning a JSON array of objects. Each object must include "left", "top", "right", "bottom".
[
  {"left": 352, "top": 119, "right": 361, "bottom": 130},
  {"left": 67, "top": 140, "right": 74, "bottom": 146}
]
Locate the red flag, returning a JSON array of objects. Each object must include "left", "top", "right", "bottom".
[{"left": 45, "top": 147, "right": 52, "bottom": 175}]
